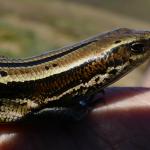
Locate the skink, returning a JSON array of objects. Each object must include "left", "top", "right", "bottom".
[{"left": 0, "top": 28, "right": 149, "bottom": 122}]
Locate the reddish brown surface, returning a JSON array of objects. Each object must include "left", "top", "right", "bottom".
[{"left": 0, "top": 66, "right": 149, "bottom": 150}]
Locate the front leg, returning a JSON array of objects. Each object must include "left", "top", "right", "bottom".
[{"left": 24, "top": 92, "right": 106, "bottom": 122}]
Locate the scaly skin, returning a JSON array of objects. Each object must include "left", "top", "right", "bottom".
[{"left": 0, "top": 28, "right": 149, "bottom": 122}]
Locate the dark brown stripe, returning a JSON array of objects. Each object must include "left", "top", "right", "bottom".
[
  {"left": 0, "top": 48, "right": 114, "bottom": 99},
  {"left": 0, "top": 40, "right": 97, "bottom": 68},
  {"left": 0, "top": 57, "right": 104, "bottom": 100}
]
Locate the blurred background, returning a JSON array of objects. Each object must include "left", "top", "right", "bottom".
[{"left": 0, "top": 0, "right": 149, "bottom": 86}]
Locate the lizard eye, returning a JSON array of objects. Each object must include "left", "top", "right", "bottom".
[{"left": 130, "top": 43, "right": 145, "bottom": 53}]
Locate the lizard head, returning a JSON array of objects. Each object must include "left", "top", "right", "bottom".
[
  {"left": 93, "top": 28, "right": 150, "bottom": 84},
  {"left": 97, "top": 28, "right": 150, "bottom": 71},
  {"left": 109, "top": 28, "right": 150, "bottom": 66}
]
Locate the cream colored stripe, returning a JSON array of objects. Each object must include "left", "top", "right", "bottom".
[{"left": 0, "top": 38, "right": 135, "bottom": 84}]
